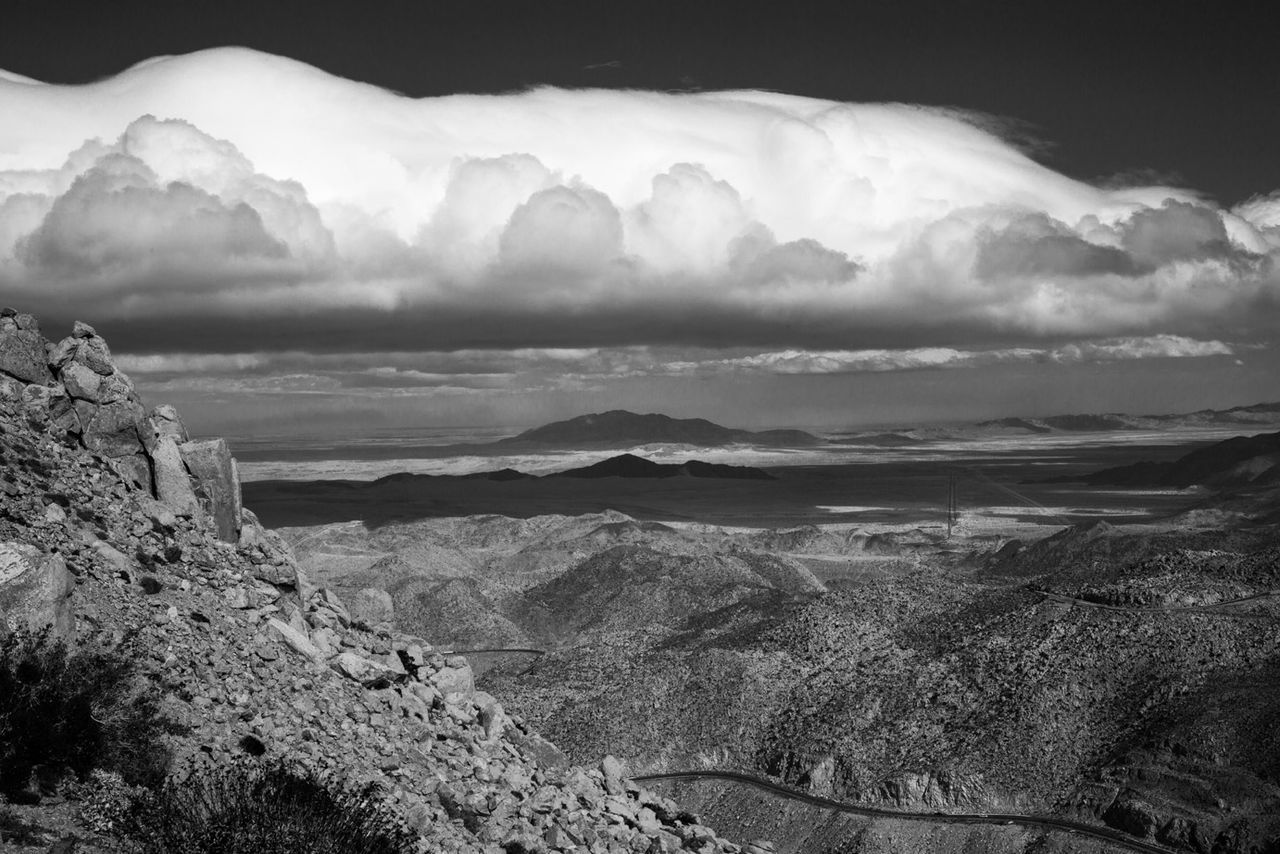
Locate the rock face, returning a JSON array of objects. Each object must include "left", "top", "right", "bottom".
[
  {"left": 0, "top": 310, "right": 53, "bottom": 385},
  {"left": 0, "top": 542, "right": 74, "bottom": 637},
  {"left": 179, "top": 438, "right": 243, "bottom": 542},
  {"left": 0, "top": 308, "right": 746, "bottom": 854}
]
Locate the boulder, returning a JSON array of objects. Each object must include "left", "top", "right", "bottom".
[
  {"left": 0, "top": 543, "right": 75, "bottom": 638},
  {"left": 60, "top": 361, "right": 104, "bottom": 402},
  {"left": 601, "top": 755, "right": 626, "bottom": 796},
  {"left": 179, "top": 438, "right": 242, "bottom": 542},
  {"left": 73, "top": 334, "right": 115, "bottom": 376},
  {"left": 0, "top": 314, "right": 53, "bottom": 384},
  {"left": 150, "top": 435, "right": 200, "bottom": 516},
  {"left": 266, "top": 617, "right": 326, "bottom": 663},
  {"left": 433, "top": 661, "right": 475, "bottom": 701},
  {"left": 82, "top": 399, "right": 146, "bottom": 458},
  {"left": 349, "top": 587, "right": 394, "bottom": 627},
  {"left": 332, "top": 651, "right": 397, "bottom": 685},
  {"left": 141, "top": 404, "right": 189, "bottom": 451},
  {"left": 46, "top": 336, "right": 77, "bottom": 370}
]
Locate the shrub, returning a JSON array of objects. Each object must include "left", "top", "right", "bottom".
[
  {"left": 0, "top": 629, "right": 176, "bottom": 796},
  {"left": 125, "top": 760, "right": 418, "bottom": 854}
]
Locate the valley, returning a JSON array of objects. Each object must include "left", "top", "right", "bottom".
[{"left": 264, "top": 420, "right": 1280, "bottom": 854}]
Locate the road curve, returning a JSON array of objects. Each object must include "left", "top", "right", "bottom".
[
  {"left": 438, "top": 647, "right": 547, "bottom": 657},
  {"left": 1039, "top": 590, "right": 1279, "bottom": 619},
  {"left": 634, "top": 770, "right": 1176, "bottom": 854}
]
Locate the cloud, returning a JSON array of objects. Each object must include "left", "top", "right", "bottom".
[
  {"left": 0, "top": 47, "right": 1278, "bottom": 358},
  {"left": 653, "top": 336, "right": 1236, "bottom": 376}
]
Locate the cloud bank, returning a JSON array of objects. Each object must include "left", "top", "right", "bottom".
[{"left": 1, "top": 47, "right": 1277, "bottom": 372}]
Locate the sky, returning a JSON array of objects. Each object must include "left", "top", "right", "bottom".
[{"left": 1, "top": 1, "right": 1277, "bottom": 435}]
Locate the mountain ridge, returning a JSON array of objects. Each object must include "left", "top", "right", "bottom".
[{"left": 495, "top": 410, "right": 823, "bottom": 449}]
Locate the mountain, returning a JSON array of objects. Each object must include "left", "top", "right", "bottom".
[
  {"left": 1059, "top": 430, "right": 1280, "bottom": 489},
  {"left": 553, "top": 453, "right": 776, "bottom": 480},
  {"left": 496, "top": 410, "right": 822, "bottom": 448}
]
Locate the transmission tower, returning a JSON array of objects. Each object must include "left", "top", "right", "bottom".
[{"left": 946, "top": 474, "right": 958, "bottom": 538}]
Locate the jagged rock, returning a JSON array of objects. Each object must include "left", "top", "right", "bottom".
[
  {"left": 0, "top": 542, "right": 74, "bottom": 638},
  {"left": 0, "top": 314, "right": 53, "bottom": 384},
  {"left": 225, "top": 583, "right": 279, "bottom": 610},
  {"left": 73, "top": 334, "right": 116, "bottom": 376},
  {"left": 310, "top": 588, "right": 351, "bottom": 623},
  {"left": 81, "top": 399, "right": 146, "bottom": 457},
  {"left": 350, "top": 587, "right": 394, "bottom": 627},
  {"left": 267, "top": 617, "right": 326, "bottom": 663},
  {"left": 60, "top": 361, "right": 104, "bottom": 402},
  {"left": 46, "top": 336, "right": 76, "bottom": 370},
  {"left": 141, "top": 404, "right": 188, "bottom": 452},
  {"left": 332, "top": 651, "right": 397, "bottom": 685},
  {"left": 180, "top": 438, "right": 242, "bottom": 542},
  {"left": 91, "top": 540, "right": 136, "bottom": 576},
  {"left": 150, "top": 435, "right": 200, "bottom": 516}
]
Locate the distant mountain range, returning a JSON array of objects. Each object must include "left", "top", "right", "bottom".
[
  {"left": 554, "top": 453, "right": 775, "bottom": 480},
  {"left": 972, "top": 402, "right": 1280, "bottom": 435},
  {"left": 1052, "top": 430, "right": 1280, "bottom": 489},
  {"left": 493, "top": 410, "right": 822, "bottom": 448},
  {"left": 844, "top": 400, "right": 1280, "bottom": 443},
  {"left": 367, "top": 453, "right": 774, "bottom": 486}
]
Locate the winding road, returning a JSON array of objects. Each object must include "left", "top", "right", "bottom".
[
  {"left": 439, "top": 647, "right": 547, "bottom": 657},
  {"left": 635, "top": 770, "right": 1176, "bottom": 854},
  {"left": 1039, "top": 589, "right": 1280, "bottom": 619}
]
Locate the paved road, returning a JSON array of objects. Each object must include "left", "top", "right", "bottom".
[
  {"left": 439, "top": 647, "right": 547, "bottom": 657},
  {"left": 635, "top": 770, "right": 1177, "bottom": 854},
  {"left": 1040, "top": 589, "right": 1279, "bottom": 619}
]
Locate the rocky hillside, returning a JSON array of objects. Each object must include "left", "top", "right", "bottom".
[
  {"left": 473, "top": 524, "right": 1280, "bottom": 854},
  {"left": 282, "top": 496, "right": 1280, "bottom": 852},
  {"left": 1061, "top": 430, "right": 1280, "bottom": 490},
  {"left": 0, "top": 308, "right": 753, "bottom": 854}
]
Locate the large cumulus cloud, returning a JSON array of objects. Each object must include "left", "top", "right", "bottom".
[{"left": 1, "top": 47, "right": 1279, "bottom": 358}]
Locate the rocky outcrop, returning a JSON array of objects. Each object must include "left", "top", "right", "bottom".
[
  {"left": 0, "top": 308, "right": 748, "bottom": 853},
  {"left": 0, "top": 311, "right": 52, "bottom": 385},
  {"left": 178, "top": 438, "right": 242, "bottom": 542},
  {"left": 0, "top": 308, "right": 270, "bottom": 552}
]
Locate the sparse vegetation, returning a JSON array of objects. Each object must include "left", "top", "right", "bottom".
[
  {"left": 0, "top": 629, "right": 175, "bottom": 798},
  {"left": 125, "top": 760, "right": 418, "bottom": 854}
]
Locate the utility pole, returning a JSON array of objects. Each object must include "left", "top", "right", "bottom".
[{"left": 946, "top": 474, "right": 957, "bottom": 538}]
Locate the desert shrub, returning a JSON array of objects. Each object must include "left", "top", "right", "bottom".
[
  {"left": 125, "top": 760, "right": 418, "bottom": 854},
  {"left": 0, "top": 804, "right": 45, "bottom": 846},
  {"left": 0, "top": 629, "right": 175, "bottom": 796},
  {"left": 71, "top": 769, "right": 150, "bottom": 835}
]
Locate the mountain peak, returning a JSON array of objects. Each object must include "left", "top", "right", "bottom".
[{"left": 503, "top": 410, "right": 821, "bottom": 448}]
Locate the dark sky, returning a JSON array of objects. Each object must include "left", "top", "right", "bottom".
[{"left": 3, "top": 0, "right": 1276, "bottom": 206}]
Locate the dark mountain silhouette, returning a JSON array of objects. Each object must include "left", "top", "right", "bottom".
[
  {"left": 496, "top": 410, "right": 821, "bottom": 448},
  {"left": 1059, "top": 430, "right": 1280, "bottom": 488},
  {"left": 552, "top": 453, "right": 776, "bottom": 480}
]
